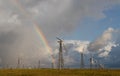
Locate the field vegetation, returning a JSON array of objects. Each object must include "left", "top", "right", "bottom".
[{"left": 0, "top": 69, "right": 120, "bottom": 76}]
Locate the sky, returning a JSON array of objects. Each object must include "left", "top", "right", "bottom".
[{"left": 0, "top": 0, "right": 120, "bottom": 68}]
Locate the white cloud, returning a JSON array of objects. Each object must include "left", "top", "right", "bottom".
[
  {"left": 99, "top": 42, "right": 119, "bottom": 57},
  {"left": 63, "top": 40, "right": 90, "bottom": 54},
  {"left": 88, "top": 28, "right": 115, "bottom": 52},
  {"left": 99, "top": 51, "right": 109, "bottom": 57},
  {"left": 88, "top": 27, "right": 119, "bottom": 57}
]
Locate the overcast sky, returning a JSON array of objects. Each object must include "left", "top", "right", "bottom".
[{"left": 0, "top": 0, "right": 120, "bottom": 68}]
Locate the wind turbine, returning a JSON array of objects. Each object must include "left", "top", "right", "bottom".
[{"left": 80, "top": 50, "right": 84, "bottom": 68}]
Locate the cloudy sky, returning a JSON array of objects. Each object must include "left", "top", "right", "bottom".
[{"left": 0, "top": 0, "right": 120, "bottom": 68}]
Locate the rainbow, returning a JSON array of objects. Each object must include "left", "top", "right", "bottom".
[
  {"left": 34, "top": 24, "right": 54, "bottom": 57},
  {"left": 11, "top": 0, "right": 55, "bottom": 63}
]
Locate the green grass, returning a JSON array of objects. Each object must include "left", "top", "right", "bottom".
[{"left": 0, "top": 69, "right": 120, "bottom": 76}]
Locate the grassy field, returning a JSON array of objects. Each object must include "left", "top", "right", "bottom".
[{"left": 0, "top": 69, "right": 120, "bottom": 76}]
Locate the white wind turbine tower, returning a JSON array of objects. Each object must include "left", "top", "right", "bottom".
[
  {"left": 80, "top": 48, "right": 85, "bottom": 68},
  {"left": 76, "top": 44, "right": 85, "bottom": 68}
]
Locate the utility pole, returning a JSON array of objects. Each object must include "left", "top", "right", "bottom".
[
  {"left": 22, "top": 64, "right": 25, "bottom": 69},
  {"left": 57, "top": 37, "right": 64, "bottom": 69},
  {"left": 17, "top": 57, "right": 20, "bottom": 69},
  {"left": 38, "top": 60, "right": 41, "bottom": 69},
  {"left": 51, "top": 55, "right": 55, "bottom": 69},
  {"left": 51, "top": 61, "right": 54, "bottom": 69}
]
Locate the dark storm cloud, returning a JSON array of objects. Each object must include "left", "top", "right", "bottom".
[{"left": 0, "top": 29, "right": 19, "bottom": 66}]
